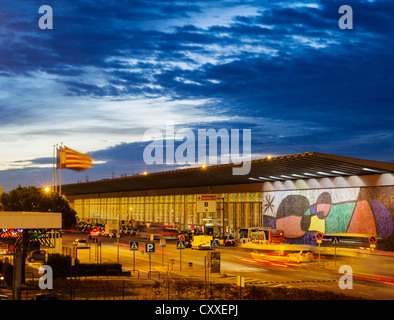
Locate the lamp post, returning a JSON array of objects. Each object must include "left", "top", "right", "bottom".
[{"left": 117, "top": 211, "right": 120, "bottom": 263}]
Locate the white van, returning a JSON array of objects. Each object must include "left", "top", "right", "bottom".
[{"left": 191, "top": 235, "right": 213, "bottom": 250}]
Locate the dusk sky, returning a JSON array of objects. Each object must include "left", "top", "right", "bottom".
[{"left": 0, "top": 0, "right": 393, "bottom": 192}]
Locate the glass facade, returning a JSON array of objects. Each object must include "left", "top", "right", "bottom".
[{"left": 72, "top": 192, "right": 263, "bottom": 236}]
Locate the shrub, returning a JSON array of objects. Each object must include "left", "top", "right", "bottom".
[{"left": 46, "top": 253, "right": 73, "bottom": 279}]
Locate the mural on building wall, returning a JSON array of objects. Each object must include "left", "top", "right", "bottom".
[{"left": 263, "top": 187, "right": 394, "bottom": 249}]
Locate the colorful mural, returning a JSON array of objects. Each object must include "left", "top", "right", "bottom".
[{"left": 263, "top": 187, "right": 394, "bottom": 249}]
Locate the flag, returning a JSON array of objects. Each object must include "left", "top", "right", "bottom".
[{"left": 59, "top": 146, "right": 93, "bottom": 171}]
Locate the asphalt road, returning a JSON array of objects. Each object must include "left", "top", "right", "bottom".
[{"left": 62, "top": 232, "right": 394, "bottom": 300}]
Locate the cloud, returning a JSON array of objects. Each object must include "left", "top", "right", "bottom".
[{"left": 0, "top": 0, "right": 393, "bottom": 191}]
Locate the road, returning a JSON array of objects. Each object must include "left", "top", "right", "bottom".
[{"left": 62, "top": 232, "right": 394, "bottom": 300}]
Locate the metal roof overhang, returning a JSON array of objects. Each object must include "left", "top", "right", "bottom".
[{"left": 61, "top": 152, "right": 394, "bottom": 196}]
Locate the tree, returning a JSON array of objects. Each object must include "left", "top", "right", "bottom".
[{"left": 0, "top": 186, "right": 77, "bottom": 229}]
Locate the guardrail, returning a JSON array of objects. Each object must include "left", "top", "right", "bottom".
[{"left": 148, "top": 271, "right": 160, "bottom": 280}]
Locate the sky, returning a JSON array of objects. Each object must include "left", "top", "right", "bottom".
[{"left": 0, "top": 0, "right": 393, "bottom": 192}]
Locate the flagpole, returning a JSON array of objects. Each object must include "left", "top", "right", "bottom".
[
  {"left": 60, "top": 142, "right": 63, "bottom": 196},
  {"left": 59, "top": 167, "right": 62, "bottom": 196},
  {"left": 52, "top": 145, "right": 55, "bottom": 192},
  {"left": 55, "top": 144, "right": 58, "bottom": 194}
]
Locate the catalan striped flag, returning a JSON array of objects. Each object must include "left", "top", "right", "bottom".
[{"left": 59, "top": 146, "right": 93, "bottom": 171}]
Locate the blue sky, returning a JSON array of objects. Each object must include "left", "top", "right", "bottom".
[{"left": 0, "top": 0, "right": 393, "bottom": 192}]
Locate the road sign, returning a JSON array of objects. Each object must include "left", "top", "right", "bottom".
[
  {"left": 179, "top": 234, "right": 185, "bottom": 241},
  {"left": 369, "top": 236, "right": 377, "bottom": 244},
  {"left": 210, "top": 239, "right": 219, "bottom": 249},
  {"left": 145, "top": 242, "right": 155, "bottom": 253},
  {"left": 315, "top": 232, "right": 324, "bottom": 265},
  {"left": 196, "top": 194, "right": 217, "bottom": 213},
  {"left": 130, "top": 241, "right": 139, "bottom": 251},
  {"left": 160, "top": 238, "right": 166, "bottom": 247},
  {"left": 210, "top": 252, "right": 221, "bottom": 273},
  {"left": 177, "top": 240, "right": 186, "bottom": 249},
  {"left": 315, "top": 232, "right": 324, "bottom": 241},
  {"left": 331, "top": 237, "right": 340, "bottom": 246}
]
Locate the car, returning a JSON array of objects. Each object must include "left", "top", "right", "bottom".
[
  {"left": 0, "top": 295, "right": 8, "bottom": 300},
  {"left": 217, "top": 235, "right": 236, "bottom": 246},
  {"left": 90, "top": 228, "right": 101, "bottom": 236},
  {"left": 73, "top": 239, "right": 89, "bottom": 248},
  {"left": 27, "top": 250, "right": 46, "bottom": 262},
  {"left": 287, "top": 249, "right": 314, "bottom": 263}
]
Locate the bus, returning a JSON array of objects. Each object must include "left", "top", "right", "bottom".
[{"left": 239, "top": 227, "right": 284, "bottom": 244}]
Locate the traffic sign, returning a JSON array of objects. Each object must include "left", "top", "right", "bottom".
[
  {"left": 210, "top": 239, "right": 219, "bottom": 249},
  {"left": 179, "top": 234, "right": 185, "bottom": 241},
  {"left": 160, "top": 238, "right": 166, "bottom": 247},
  {"left": 331, "top": 237, "right": 340, "bottom": 246},
  {"left": 130, "top": 241, "right": 139, "bottom": 251},
  {"left": 145, "top": 242, "right": 155, "bottom": 253},
  {"left": 315, "top": 232, "right": 324, "bottom": 241},
  {"left": 369, "top": 236, "right": 377, "bottom": 244},
  {"left": 177, "top": 240, "right": 185, "bottom": 249},
  {"left": 210, "top": 252, "right": 221, "bottom": 273}
]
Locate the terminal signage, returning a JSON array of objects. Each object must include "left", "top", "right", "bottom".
[{"left": 197, "top": 194, "right": 217, "bottom": 213}]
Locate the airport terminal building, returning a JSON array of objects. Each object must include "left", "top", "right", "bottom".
[{"left": 62, "top": 152, "right": 394, "bottom": 250}]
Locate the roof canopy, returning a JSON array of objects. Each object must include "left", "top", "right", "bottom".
[{"left": 62, "top": 152, "right": 394, "bottom": 195}]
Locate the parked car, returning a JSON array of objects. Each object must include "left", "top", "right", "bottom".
[
  {"left": 287, "top": 249, "right": 314, "bottom": 263},
  {"left": 73, "top": 239, "right": 89, "bottom": 248},
  {"left": 27, "top": 250, "right": 46, "bottom": 262},
  {"left": 0, "top": 295, "right": 8, "bottom": 300},
  {"left": 217, "top": 235, "right": 236, "bottom": 246}
]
